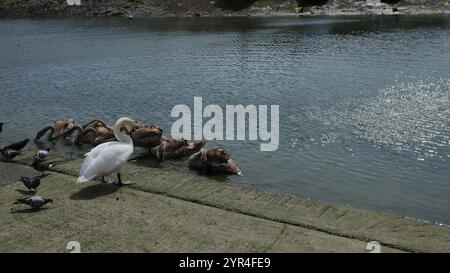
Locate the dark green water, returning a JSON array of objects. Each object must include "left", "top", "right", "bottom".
[{"left": 1, "top": 15, "right": 450, "bottom": 225}]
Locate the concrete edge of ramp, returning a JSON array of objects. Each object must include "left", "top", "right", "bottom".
[
  {"left": 0, "top": 163, "right": 404, "bottom": 253},
  {"left": 2, "top": 146, "right": 450, "bottom": 252}
]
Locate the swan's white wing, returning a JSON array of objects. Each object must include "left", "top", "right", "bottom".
[
  {"left": 77, "top": 141, "right": 133, "bottom": 183},
  {"left": 79, "top": 143, "right": 108, "bottom": 177}
]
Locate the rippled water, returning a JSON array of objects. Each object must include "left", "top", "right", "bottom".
[{"left": 1, "top": 15, "right": 450, "bottom": 225}]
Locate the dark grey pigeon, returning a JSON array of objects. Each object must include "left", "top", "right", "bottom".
[
  {"left": 4, "top": 138, "right": 29, "bottom": 151},
  {"left": 1, "top": 149, "right": 19, "bottom": 160},
  {"left": 19, "top": 174, "right": 48, "bottom": 191},
  {"left": 31, "top": 158, "right": 54, "bottom": 172},
  {"left": 0, "top": 122, "right": 3, "bottom": 133},
  {"left": 14, "top": 196, "right": 53, "bottom": 209},
  {"left": 35, "top": 148, "right": 50, "bottom": 161}
]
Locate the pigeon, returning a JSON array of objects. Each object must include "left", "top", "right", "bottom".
[
  {"left": 31, "top": 158, "right": 55, "bottom": 172},
  {"left": 0, "top": 122, "right": 3, "bottom": 133},
  {"left": 3, "top": 138, "right": 29, "bottom": 151},
  {"left": 1, "top": 149, "right": 19, "bottom": 160},
  {"left": 14, "top": 196, "right": 53, "bottom": 209},
  {"left": 19, "top": 174, "right": 48, "bottom": 191},
  {"left": 1, "top": 139, "right": 30, "bottom": 160},
  {"left": 35, "top": 148, "right": 50, "bottom": 161}
]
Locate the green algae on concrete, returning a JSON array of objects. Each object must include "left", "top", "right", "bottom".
[{"left": 0, "top": 147, "right": 449, "bottom": 252}]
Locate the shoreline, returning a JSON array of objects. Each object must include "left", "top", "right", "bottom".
[
  {"left": 1, "top": 11, "right": 449, "bottom": 21},
  {"left": 1, "top": 145, "right": 450, "bottom": 252},
  {"left": 1, "top": 11, "right": 450, "bottom": 19},
  {"left": 1, "top": 1, "right": 450, "bottom": 19}
]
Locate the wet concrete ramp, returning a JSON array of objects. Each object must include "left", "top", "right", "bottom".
[{"left": 1, "top": 147, "right": 449, "bottom": 252}]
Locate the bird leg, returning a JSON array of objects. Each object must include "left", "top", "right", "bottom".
[{"left": 115, "top": 173, "right": 134, "bottom": 186}]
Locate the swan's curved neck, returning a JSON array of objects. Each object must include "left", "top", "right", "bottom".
[{"left": 113, "top": 123, "right": 133, "bottom": 144}]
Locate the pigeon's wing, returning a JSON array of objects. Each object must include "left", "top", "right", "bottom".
[
  {"left": 30, "top": 196, "right": 44, "bottom": 207},
  {"left": 22, "top": 179, "right": 32, "bottom": 188},
  {"left": 14, "top": 196, "right": 31, "bottom": 205},
  {"left": 36, "top": 150, "right": 48, "bottom": 158},
  {"left": 16, "top": 197, "right": 30, "bottom": 202},
  {"left": 31, "top": 177, "right": 40, "bottom": 188}
]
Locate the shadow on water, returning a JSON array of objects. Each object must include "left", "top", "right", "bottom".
[
  {"left": 204, "top": 173, "right": 231, "bottom": 183},
  {"left": 130, "top": 152, "right": 236, "bottom": 181},
  {"left": 130, "top": 154, "right": 234, "bottom": 183},
  {"left": 131, "top": 152, "right": 194, "bottom": 169},
  {"left": 70, "top": 183, "right": 120, "bottom": 200}
]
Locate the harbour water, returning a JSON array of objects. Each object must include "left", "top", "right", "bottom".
[{"left": 0, "top": 15, "right": 449, "bottom": 225}]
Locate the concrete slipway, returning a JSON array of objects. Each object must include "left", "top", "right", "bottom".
[{"left": 0, "top": 147, "right": 449, "bottom": 253}]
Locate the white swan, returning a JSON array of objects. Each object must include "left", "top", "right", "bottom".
[{"left": 77, "top": 117, "right": 135, "bottom": 186}]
